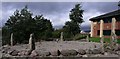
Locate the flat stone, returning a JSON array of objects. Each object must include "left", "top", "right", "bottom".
[
  {"left": 61, "top": 49, "right": 78, "bottom": 56},
  {"left": 50, "top": 50, "right": 60, "bottom": 56},
  {"left": 78, "top": 49, "right": 86, "bottom": 55}
]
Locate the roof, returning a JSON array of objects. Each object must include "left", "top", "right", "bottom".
[{"left": 89, "top": 9, "right": 120, "bottom": 21}]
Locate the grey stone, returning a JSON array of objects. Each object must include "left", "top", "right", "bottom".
[
  {"left": 24, "top": 50, "right": 32, "bottom": 56},
  {"left": 29, "top": 33, "right": 35, "bottom": 51},
  {"left": 50, "top": 50, "right": 60, "bottom": 56},
  {"left": 10, "top": 50, "right": 19, "bottom": 56},
  {"left": 30, "top": 50, "right": 38, "bottom": 57},
  {"left": 61, "top": 49, "right": 78, "bottom": 56},
  {"left": 92, "top": 49, "right": 101, "bottom": 54},
  {"left": 86, "top": 49, "right": 92, "bottom": 54},
  {"left": 78, "top": 49, "right": 86, "bottom": 55},
  {"left": 38, "top": 51, "right": 50, "bottom": 56},
  {"left": 10, "top": 33, "right": 14, "bottom": 46}
]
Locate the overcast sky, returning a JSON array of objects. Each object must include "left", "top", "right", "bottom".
[{"left": 1, "top": 2, "right": 119, "bottom": 31}]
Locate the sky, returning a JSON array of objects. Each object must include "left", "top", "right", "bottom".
[{"left": 1, "top": 2, "right": 119, "bottom": 31}]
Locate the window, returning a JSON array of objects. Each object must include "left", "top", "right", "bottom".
[
  {"left": 115, "top": 16, "right": 120, "bottom": 22},
  {"left": 97, "top": 30, "right": 100, "bottom": 36},
  {"left": 103, "top": 30, "right": 111, "bottom": 36},
  {"left": 115, "top": 30, "right": 120, "bottom": 36},
  {"left": 103, "top": 18, "right": 112, "bottom": 23}
]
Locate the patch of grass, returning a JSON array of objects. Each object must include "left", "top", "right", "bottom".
[
  {"left": 117, "top": 39, "right": 120, "bottom": 44},
  {"left": 89, "top": 37, "right": 100, "bottom": 42},
  {"left": 89, "top": 37, "right": 120, "bottom": 44}
]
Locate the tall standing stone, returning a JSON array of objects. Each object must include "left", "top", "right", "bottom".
[
  {"left": 29, "top": 33, "right": 35, "bottom": 50},
  {"left": 100, "top": 36, "right": 104, "bottom": 53},
  {"left": 60, "top": 32, "right": 63, "bottom": 41},
  {"left": 86, "top": 35, "right": 89, "bottom": 42},
  {"left": 10, "top": 33, "right": 13, "bottom": 46},
  {"left": 110, "top": 32, "right": 117, "bottom": 50}
]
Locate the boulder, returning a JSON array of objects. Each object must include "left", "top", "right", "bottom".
[
  {"left": 50, "top": 50, "right": 60, "bottom": 56},
  {"left": 24, "top": 50, "right": 32, "bottom": 56},
  {"left": 61, "top": 49, "right": 78, "bottom": 56},
  {"left": 86, "top": 49, "right": 92, "bottom": 54},
  {"left": 30, "top": 50, "right": 38, "bottom": 57},
  {"left": 118, "top": 44, "right": 120, "bottom": 51},
  {"left": 92, "top": 49, "right": 101, "bottom": 54},
  {"left": 38, "top": 51, "right": 50, "bottom": 56},
  {"left": 10, "top": 50, "right": 19, "bottom": 56},
  {"left": 78, "top": 49, "right": 86, "bottom": 55}
]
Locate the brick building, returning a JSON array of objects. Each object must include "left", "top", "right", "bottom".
[{"left": 89, "top": 10, "right": 120, "bottom": 38}]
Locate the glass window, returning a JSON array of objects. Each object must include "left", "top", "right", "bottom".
[
  {"left": 115, "top": 30, "right": 120, "bottom": 36},
  {"left": 103, "top": 30, "right": 111, "bottom": 36},
  {"left": 103, "top": 18, "right": 112, "bottom": 23}
]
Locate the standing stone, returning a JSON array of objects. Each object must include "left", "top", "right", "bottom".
[
  {"left": 110, "top": 32, "right": 117, "bottom": 50},
  {"left": 60, "top": 32, "right": 63, "bottom": 41},
  {"left": 29, "top": 33, "right": 35, "bottom": 51},
  {"left": 86, "top": 35, "right": 89, "bottom": 42},
  {"left": 10, "top": 33, "right": 13, "bottom": 46},
  {"left": 100, "top": 36, "right": 104, "bottom": 53}
]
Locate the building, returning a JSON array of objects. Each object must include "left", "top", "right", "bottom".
[{"left": 89, "top": 10, "right": 120, "bottom": 38}]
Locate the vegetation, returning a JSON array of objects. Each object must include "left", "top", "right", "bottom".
[
  {"left": 2, "top": 6, "right": 53, "bottom": 45},
  {"left": 89, "top": 37, "right": 120, "bottom": 44},
  {"left": 63, "top": 4, "right": 84, "bottom": 39},
  {"left": 2, "top": 4, "right": 84, "bottom": 45}
]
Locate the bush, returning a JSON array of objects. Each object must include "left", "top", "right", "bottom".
[{"left": 73, "top": 34, "right": 86, "bottom": 40}]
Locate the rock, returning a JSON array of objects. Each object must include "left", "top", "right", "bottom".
[
  {"left": 24, "top": 50, "right": 32, "bottom": 56},
  {"left": 30, "top": 50, "right": 38, "bottom": 57},
  {"left": 61, "top": 49, "right": 78, "bottom": 56},
  {"left": 38, "top": 51, "right": 50, "bottom": 56},
  {"left": 86, "top": 49, "right": 92, "bottom": 54},
  {"left": 50, "top": 50, "right": 60, "bottom": 56},
  {"left": 1, "top": 46, "right": 10, "bottom": 54},
  {"left": 92, "top": 49, "right": 101, "bottom": 54},
  {"left": 7, "top": 49, "right": 14, "bottom": 54},
  {"left": 118, "top": 44, "right": 120, "bottom": 51},
  {"left": 78, "top": 49, "right": 86, "bottom": 55},
  {"left": 82, "top": 55, "right": 88, "bottom": 57},
  {"left": 10, "top": 50, "right": 19, "bottom": 56},
  {"left": 18, "top": 50, "right": 27, "bottom": 56}
]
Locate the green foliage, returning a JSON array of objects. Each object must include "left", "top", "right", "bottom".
[
  {"left": 73, "top": 34, "right": 86, "bottom": 40},
  {"left": 52, "top": 29, "right": 61, "bottom": 38},
  {"left": 2, "top": 6, "right": 53, "bottom": 45},
  {"left": 63, "top": 4, "right": 84, "bottom": 39},
  {"left": 69, "top": 4, "right": 84, "bottom": 23}
]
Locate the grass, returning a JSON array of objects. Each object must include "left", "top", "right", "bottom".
[{"left": 89, "top": 37, "right": 120, "bottom": 44}]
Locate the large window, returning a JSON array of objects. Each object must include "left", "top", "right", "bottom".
[
  {"left": 103, "top": 30, "right": 111, "bottom": 36},
  {"left": 115, "top": 30, "right": 120, "bottom": 36},
  {"left": 103, "top": 18, "right": 112, "bottom": 23}
]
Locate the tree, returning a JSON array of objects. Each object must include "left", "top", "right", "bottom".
[
  {"left": 2, "top": 5, "right": 53, "bottom": 45},
  {"left": 34, "top": 15, "right": 53, "bottom": 40},
  {"left": 69, "top": 4, "right": 84, "bottom": 24},
  {"left": 63, "top": 4, "right": 84, "bottom": 38}
]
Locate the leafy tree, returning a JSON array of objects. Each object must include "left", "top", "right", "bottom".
[
  {"left": 69, "top": 4, "right": 84, "bottom": 24},
  {"left": 2, "top": 6, "right": 53, "bottom": 45},
  {"left": 34, "top": 15, "right": 53, "bottom": 41},
  {"left": 63, "top": 4, "right": 84, "bottom": 38}
]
